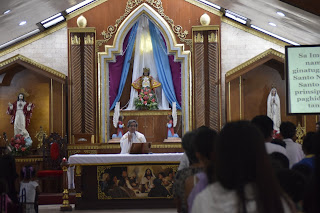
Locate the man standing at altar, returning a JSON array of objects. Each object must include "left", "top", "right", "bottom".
[{"left": 120, "top": 120, "right": 146, "bottom": 154}]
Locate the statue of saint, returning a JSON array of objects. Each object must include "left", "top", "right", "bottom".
[
  {"left": 132, "top": 67, "right": 161, "bottom": 91},
  {"left": 267, "top": 88, "right": 281, "bottom": 131},
  {"left": 132, "top": 68, "right": 161, "bottom": 110},
  {"left": 7, "top": 92, "right": 34, "bottom": 146}
]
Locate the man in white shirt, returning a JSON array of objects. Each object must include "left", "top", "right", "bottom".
[
  {"left": 120, "top": 120, "right": 146, "bottom": 154},
  {"left": 280, "top": 121, "right": 304, "bottom": 168},
  {"left": 251, "top": 115, "right": 287, "bottom": 157}
]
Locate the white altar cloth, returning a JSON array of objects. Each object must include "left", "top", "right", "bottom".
[
  {"left": 68, "top": 153, "right": 184, "bottom": 165},
  {"left": 67, "top": 153, "right": 184, "bottom": 189}
]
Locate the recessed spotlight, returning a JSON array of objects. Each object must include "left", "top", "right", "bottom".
[
  {"left": 269, "top": 22, "right": 276, "bottom": 27},
  {"left": 3, "top": 9, "right": 11, "bottom": 15},
  {"left": 276, "top": 11, "right": 285, "bottom": 17},
  {"left": 19, "top": 21, "right": 27, "bottom": 26}
]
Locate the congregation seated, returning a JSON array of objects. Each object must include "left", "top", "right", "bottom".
[
  {"left": 173, "top": 126, "right": 217, "bottom": 213},
  {"left": 251, "top": 115, "right": 287, "bottom": 157},
  {"left": 280, "top": 121, "right": 305, "bottom": 168},
  {"left": 190, "top": 121, "right": 296, "bottom": 213}
]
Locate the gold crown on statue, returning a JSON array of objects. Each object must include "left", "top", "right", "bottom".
[
  {"left": 15, "top": 88, "right": 30, "bottom": 98},
  {"left": 143, "top": 67, "right": 150, "bottom": 75}
]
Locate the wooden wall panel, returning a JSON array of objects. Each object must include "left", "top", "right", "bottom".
[
  {"left": 67, "top": 0, "right": 222, "bottom": 52},
  {"left": 52, "top": 80, "right": 66, "bottom": 136},
  {"left": 70, "top": 36, "right": 82, "bottom": 134},
  {"left": 208, "top": 36, "right": 219, "bottom": 130},
  {"left": 228, "top": 78, "right": 240, "bottom": 121},
  {"left": 109, "top": 114, "right": 182, "bottom": 143},
  {"left": 194, "top": 35, "right": 205, "bottom": 127},
  {"left": 83, "top": 33, "right": 95, "bottom": 134}
]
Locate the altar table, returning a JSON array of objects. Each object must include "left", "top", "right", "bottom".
[{"left": 68, "top": 153, "right": 183, "bottom": 210}]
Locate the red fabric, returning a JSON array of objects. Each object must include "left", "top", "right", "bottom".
[
  {"left": 50, "top": 142, "right": 59, "bottom": 160},
  {"left": 37, "top": 170, "right": 63, "bottom": 177},
  {"left": 7, "top": 101, "right": 34, "bottom": 128},
  {"left": 117, "top": 121, "right": 124, "bottom": 136}
]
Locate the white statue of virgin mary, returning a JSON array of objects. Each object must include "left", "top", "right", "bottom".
[{"left": 267, "top": 88, "right": 281, "bottom": 131}]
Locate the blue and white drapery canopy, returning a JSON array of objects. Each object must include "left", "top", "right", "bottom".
[{"left": 110, "top": 15, "right": 181, "bottom": 110}]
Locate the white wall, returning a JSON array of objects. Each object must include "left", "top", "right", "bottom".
[{"left": 0, "top": 27, "right": 68, "bottom": 76}]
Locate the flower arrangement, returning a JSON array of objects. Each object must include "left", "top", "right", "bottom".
[
  {"left": 134, "top": 87, "right": 158, "bottom": 110},
  {"left": 9, "top": 134, "right": 31, "bottom": 156}
]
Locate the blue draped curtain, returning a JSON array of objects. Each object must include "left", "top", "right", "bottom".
[
  {"left": 110, "top": 21, "right": 139, "bottom": 110},
  {"left": 149, "top": 20, "right": 182, "bottom": 110}
]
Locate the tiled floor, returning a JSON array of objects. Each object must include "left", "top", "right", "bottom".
[{"left": 39, "top": 205, "right": 176, "bottom": 213}]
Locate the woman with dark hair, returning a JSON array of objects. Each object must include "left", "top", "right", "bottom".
[
  {"left": 192, "top": 121, "right": 295, "bottom": 213},
  {"left": 173, "top": 130, "right": 201, "bottom": 213}
]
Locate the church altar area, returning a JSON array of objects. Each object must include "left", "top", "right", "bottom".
[{"left": 68, "top": 153, "right": 183, "bottom": 210}]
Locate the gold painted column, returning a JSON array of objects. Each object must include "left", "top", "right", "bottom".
[
  {"left": 192, "top": 26, "right": 220, "bottom": 131},
  {"left": 69, "top": 27, "right": 96, "bottom": 143}
]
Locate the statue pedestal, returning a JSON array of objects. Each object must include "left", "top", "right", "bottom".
[{"left": 163, "top": 137, "right": 181, "bottom": 143}]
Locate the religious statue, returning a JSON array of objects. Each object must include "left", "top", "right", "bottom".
[
  {"left": 267, "top": 87, "right": 281, "bottom": 131},
  {"left": 132, "top": 67, "right": 161, "bottom": 110},
  {"left": 112, "top": 102, "right": 125, "bottom": 138},
  {"left": 167, "top": 102, "right": 179, "bottom": 138},
  {"left": 7, "top": 92, "right": 34, "bottom": 146}
]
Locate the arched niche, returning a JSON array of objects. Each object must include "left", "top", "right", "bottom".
[
  {"left": 98, "top": 3, "right": 191, "bottom": 142},
  {"left": 225, "top": 48, "right": 317, "bottom": 133},
  {"left": 0, "top": 54, "right": 67, "bottom": 148}
]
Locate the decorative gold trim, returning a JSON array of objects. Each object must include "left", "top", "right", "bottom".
[
  {"left": 225, "top": 48, "right": 285, "bottom": 79},
  {"left": 68, "top": 27, "right": 96, "bottom": 33},
  {"left": 62, "top": 84, "right": 64, "bottom": 137},
  {"left": 99, "top": 0, "right": 143, "bottom": 47},
  {"left": 0, "top": 23, "right": 67, "bottom": 57},
  {"left": 71, "top": 35, "right": 81, "bottom": 45},
  {"left": 0, "top": 54, "right": 66, "bottom": 79},
  {"left": 146, "top": 0, "right": 191, "bottom": 48},
  {"left": 151, "top": 144, "right": 182, "bottom": 149},
  {"left": 221, "top": 17, "right": 291, "bottom": 47},
  {"left": 50, "top": 79, "right": 53, "bottom": 133},
  {"left": 192, "top": 25, "right": 220, "bottom": 31},
  {"left": 228, "top": 82, "right": 231, "bottom": 122},
  {"left": 15, "top": 158, "right": 43, "bottom": 163},
  {"left": 85, "top": 35, "right": 94, "bottom": 45},
  {"left": 68, "top": 144, "right": 120, "bottom": 150},
  {"left": 109, "top": 110, "right": 182, "bottom": 116},
  {"left": 296, "top": 122, "right": 306, "bottom": 144},
  {"left": 208, "top": 32, "right": 217, "bottom": 43},
  {"left": 184, "top": 0, "right": 223, "bottom": 17},
  {"left": 239, "top": 76, "right": 242, "bottom": 120},
  {"left": 76, "top": 193, "right": 82, "bottom": 198},
  {"left": 194, "top": 32, "right": 203, "bottom": 43},
  {"left": 75, "top": 165, "right": 82, "bottom": 176}
]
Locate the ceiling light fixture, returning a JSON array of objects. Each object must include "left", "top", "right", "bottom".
[
  {"left": 3, "top": 9, "right": 11, "bottom": 15},
  {"left": 41, "top": 13, "right": 62, "bottom": 24},
  {"left": 225, "top": 10, "right": 247, "bottom": 25},
  {"left": 42, "top": 16, "right": 65, "bottom": 28},
  {"left": 269, "top": 22, "right": 277, "bottom": 27},
  {"left": 251, "top": 25, "right": 299, "bottom": 46},
  {"left": 276, "top": 11, "right": 285, "bottom": 17},
  {"left": 19, "top": 21, "right": 27, "bottom": 26},
  {"left": 196, "top": 0, "right": 221, "bottom": 10},
  {"left": 0, "top": 29, "right": 40, "bottom": 50},
  {"left": 66, "top": 0, "right": 96, "bottom": 14}
]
